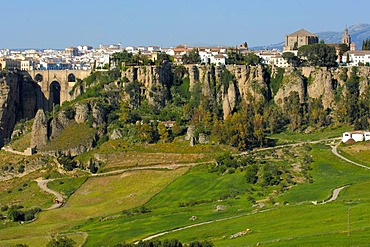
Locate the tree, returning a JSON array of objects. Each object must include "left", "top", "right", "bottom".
[
  {"left": 155, "top": 52, "right": 171, "bottom": 65},
  {"left": 46, "top": 236, "right": 76, "bottom": 247},
  {"left": 245, "top": 52, "right": 262, "bottom": 66},
  {"left": 125, "top": 81, "right": 143, "bottom": 109},
  {"left": 282, "top": 52, "right": 301, "bottom": 67},
  {"left": 245, "top": 164, "right": 258, "bottom": 184},
  {"left": 163, "top": 239, "right": 183, "bottom": 247},
  {"left": 362, "top": 39, "right": 370, "bottom": 50},
  {"left": 339, "top": 44, "right": 350, "bottom": 59},
  {"left": 182, "top": 49, "right": 201, "bottom": 64},
  {"left": 157, "top": 122, "right": 169, "bottom": 143},
  {"left": 298, "top": 43, "right": 337, "bottom": 67}
]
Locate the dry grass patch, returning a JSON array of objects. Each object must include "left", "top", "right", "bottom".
[
  {"left": 9, "top": 132, "right": 31, "bottom": 152},
  {"left": 104, "top": 152, "right": 207, "bottom": 170}
]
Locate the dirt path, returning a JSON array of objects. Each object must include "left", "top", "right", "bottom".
[
  {"left": 331, "top": 142, "right": 370, "bottom": 170},
  {"left": 135, "top": 209, "right": 274, "bottom": 244},
  {"left": 35, "top": 178, "right": 64, "bottom": 210},
  {"left": 92, "top": 161, "right": 212, "bottom": 177},
  {"left": 314, "top": 185, "right": 349, "bottom": 205},
  {"left": 239, "top": 137, "right": 341, "bottom": 156}
]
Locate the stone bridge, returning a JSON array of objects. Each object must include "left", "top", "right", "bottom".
[{"left": 25, "top": 70, "right": 91, "bottom": 109}]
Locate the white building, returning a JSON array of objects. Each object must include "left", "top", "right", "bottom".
[
  {"left": 342, "top": 131, "right": 370, "bottom": 143},
  {"left": 342, "top": 51, "right": 370, "bottom": 66},
  {"left": 257, "top": 51, "right": 290, "bottom": 68},
  {"left": 210, "top": 54, "right": 226, "bottom": 65}
]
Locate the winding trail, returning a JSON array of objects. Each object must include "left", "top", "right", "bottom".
[
  {"left": 35, "top": 178, "right": 64, "bottom": 210},
  {"left": 135, "top": 209, "right": 274, "bottom": 244},
  {"left": 92, "top": 161, "right": 211, "bottom": 177},
  {"left": 239, "top": 137, "right": 341, "bottom": 156},
  {"left": 315, "top": 185, "right": 349, "bottom": 205},
  {"left": 331, "top": 142, "right": 370, "bottom": 170}
]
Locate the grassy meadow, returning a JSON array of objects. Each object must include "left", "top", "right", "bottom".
[{"left": 2, "top": 131, "right": 370, "bottom": 246}]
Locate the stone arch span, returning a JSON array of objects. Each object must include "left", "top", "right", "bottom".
[{"left": 25, "top": 69, "right": 91, "bottom": 107}]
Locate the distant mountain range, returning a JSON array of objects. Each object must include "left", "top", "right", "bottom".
[{"left": 251, "top": 23, "right": 370, "bottom": 50}]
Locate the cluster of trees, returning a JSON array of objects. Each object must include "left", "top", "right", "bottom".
[
  {"left": 336, "top": 67, "right": 370, "bottom": 129},
  {"left": 182, "top": 49, "right": 201, "bottom": 64},
  {"left": 110, "top": 50, "right": 171, "bottom": 68},
  {"left": 58, "top": 154, "right": 77, "bottom": 171},
  {"left": 226, "top": 50, "right": 262, "bottom": 65},
  {"left": 362, "top": 39, "right": 370, "bottom": 50},
  {"left": 283, "top": 43, "right": 338, "bottom": 67},
  {"left": 210, "top": 153, "right": 289, "bottom": 187},
  {"left": 114, "top": 239, "right": 213, "bottom": 247},
  {"left": 6, "top": 205, "right": 41, "bottom": 222}
]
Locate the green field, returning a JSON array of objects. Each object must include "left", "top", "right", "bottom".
[{"left": 1, "top": 134, "right": 370, "bottom": 246}]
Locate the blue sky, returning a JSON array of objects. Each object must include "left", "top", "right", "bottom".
[{"left": 2, "top": 0, "right": 370, "bottom": 49}]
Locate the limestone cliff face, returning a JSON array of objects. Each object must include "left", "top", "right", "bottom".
[
  {"left": 274, "top": 68, "right": 305, "bottom": 106},
  {"left": 0, "top": 72, "right": 43, "bottom": 146},
  {"left": 30, "top": 109, "right": 48, "bottom": 149},
  {"left": 227, "top": 65, "right": 268, "bottom": 103},
  {"left": 307, "top": 67, "right": 335, "bottom": 109},
  {"left": 122, "top": 63, "right": 173, "bottom": 100},
  {"left": 183, "top": 64, "right": 269, "bottom": 118},
  {"left": 357, "top": 67, "right": 370, "bottom": 95}
]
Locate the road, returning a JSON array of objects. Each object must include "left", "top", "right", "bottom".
[
  {"left": 239, "top": 137, "right": 341, "bottom": 156},
  {"left": 315, "top": 185, "right": 349, "bottom": 205},
  {"left": 331, "top": 142, "right": 370, "bottom": 170},
  {"left": 35, "top": 178, "right": 64, "bottom": 210},
  {"left": 92, "top": 161, "right": 211, "bottom": 177},
  {"left": 135, "top": 208, "right": 274, "bottom": 244}
]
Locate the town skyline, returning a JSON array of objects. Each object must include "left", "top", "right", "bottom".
[{"left": 2, "top": 0, "right": 370, "bottom": 49}]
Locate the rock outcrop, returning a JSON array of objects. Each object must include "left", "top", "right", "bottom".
[
  {"left": 307, "top": 67, "right": 335, "bottom": 109},
  {"left": 274, "top": 68, "right": 305, "bottom": 106},
  {"left": 0, "top": 71, "right": 44, "bottom": 146},
  {"left": 30, "top": 109, "right": 48, "bottom": 149},
  {"left": 74, "top": 103, "right": 90, "bottom": 124}
]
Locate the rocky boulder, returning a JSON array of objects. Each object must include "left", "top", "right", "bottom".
[
  {"left": 110, "top": 129, "right": 123, "bottom": 140},
  {"left": 30, "top": 109, "right": 48, "bottom": 149}
]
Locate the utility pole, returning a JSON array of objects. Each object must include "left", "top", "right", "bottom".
[{"left": 348, "top": 206, "right": 350, "bottom": 237}]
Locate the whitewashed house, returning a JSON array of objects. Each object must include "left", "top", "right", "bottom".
[
  {"left": 364, "top": 132, "right": 370, "bottom": 141},
  {"left": 342, "top": 51, "right": 370, "bottom": 66},
  {"left": 352, "top": 131, "right": 365, "bottom": 142},
  {"left": 342, "top": 131, "right": 370, "bottom": 143},
  {"left": 342, "top": 132, "right": 352, "bottom": 143}
]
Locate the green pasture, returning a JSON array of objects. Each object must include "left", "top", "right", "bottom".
[
  {"left": 48, "top": 176, "right": 89, "bottom": 197},
  {"left": 269, "top": 125, "right": 347, "bottom": 145},
  {"left": 0, "top": 168, "right": 187, "bottom": 245}
]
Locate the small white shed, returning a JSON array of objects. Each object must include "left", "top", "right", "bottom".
[
  {"left": 364, "top": 132, "right": 370, "bottom": 141},
  {"left": 342, "top": 132, "right": 352, "bottom": 143},
  {"left": 352, "top": 131, "right": 364, "bottom": 142}
]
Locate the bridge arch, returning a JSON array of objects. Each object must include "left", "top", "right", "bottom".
[{"left": 50, "top": 80, "right": 61, "bottom": 109}]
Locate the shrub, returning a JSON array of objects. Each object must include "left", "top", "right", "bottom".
[
  {"left": 18, "top": 164, "right": 25, "bottom": 173},
  {"left": 46, "top": 235, "right": 76, "bottom": 247}
]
